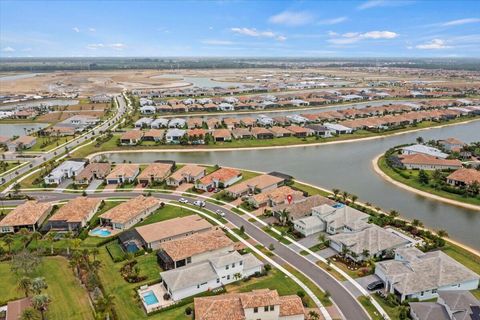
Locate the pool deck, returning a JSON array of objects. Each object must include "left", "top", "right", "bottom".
[
  {"left": 138, "top": 283, "right": 174, "bottom": 313},
  {"left": 89, "top": 226, "right": 121, "bottom": 238}
]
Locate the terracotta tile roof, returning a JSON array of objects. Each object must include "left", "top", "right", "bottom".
[
  {"left": 105, "top": 164, "right": 139, "bottom": 180},
  {"left": 135, "top": 215, "right": 212, "bottom": 243},
  {"left": 447, "top": 168, "right": 480, "bottom": 185},
  {"left": 138, "top": 163, "right": 173, "bottom": 181},
  {"left": 226, "top": 174, "right": 284, "bottom": 195},
  {"left": 144, "top": 129, "right": 164, "bottom": 138},
  {"left": 272, "top": 195, "right": 335, "bottom": 220},
  {"left": 399, "top": 154, "right": 462, "bottom": 167},
  {"left": 269, "top": 126, "right": 292, "bottom": 135},
  {"left": 0, "top": 201, "right": 51, "bottom": 227},
  {"left": 279, "top": 295, "right": 305, "bottom": 317},
  {"left": 188, "top": 128, "right": 207, "bottom": 137},
  {"left": 160, "top": 229, "right": 233, "bottom": 261},
  {"left": 49, "top": 197, "right": 102, "bottom": 223},
  {"left": 99, "top": 196, "right": 158, "bottom": 224},
  {"left": 169, "top": 164, "right": 205, "bottom": 182},
  {"left": 250, "top": 127, "right": 272, "bottom": 135},
  {"left": 250, "top": 186, "right": 303, "bottom": 206},
  {"left": 199, "top": 168, "right": 241, "bottom": 185},
  {"left": 212, "top": 129, "right": 232, "bottom": 139},
  {"left": 239, "top": 289, "right": 280, "bottom": 308},
  {"left": 120, "top": 130, "right": 143, "bottom": 140},
  {"left": 76, "top": 162, "right": 111, "bottom": 181},
  {"left": 286, "top": 125, "right": 314, "bottom": 134}
]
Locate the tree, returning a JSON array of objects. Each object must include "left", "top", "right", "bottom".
[
  {"left": 3, "top": 234, "right": 14, "bottom": 254},
  {"left": 412, "top": 219, "right": 423, "bottom": 228},
  {"left": 318, "top": 234, "right": 329, "bottom": 247},
  {"left": 11, "top": 250, "right": 41, "bottom": 275},
  {"left": 341, "top": 191, "right": 349, "bottom": 203},
  {"left": 18, "top": 228, "right": 31, "bottom": 248},
  {"left": 388, "top": 210, "right": 399, "bottom": 218},
  {"left": 18, "top": 276, "right": 32, "bottom": 297},
  {"left": 20, "top": 308, "right": 40, "bottom": 320},
  {"left": 308, "top": 311, "right": 320, "bottom": 320},
  {"left": 279, "top": 209, "right": 290, "bottom": 226},
  {"left": 30, "top": 231, "right": 42, "bottom": 246},
  {"left": 437, "top": 229, "right": 449, "bottom": 238},
  {"left": 418, "top": 170, "right": 429, "bottom": 185},
  {"left": 97, "top": 294, "right": 115, "bottom": 320},
  {"left": 350, "top": 194, "right": 358, "bottom": 205},
  {"left": 332, "top": 188, "right": 340, "bottom": 200},
  {"left": 467, "top": 181, "right": 480, "bottom": 197},
  {"left": 31, "top": 277, "right": 48, "bottom": 295},
  {"left": 32, "top": 294, "right": 51, "bottom": 320},
  {"left": 416, "top": 136, "right": 424, "bottom": 144},
  {"left": 91, "top": 247, "right": 100, "bottom": 261}
]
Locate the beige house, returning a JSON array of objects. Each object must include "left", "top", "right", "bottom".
[
  {"left": 225, "top": 174, "right": 285, "bottom": 198},
  {"left": 0, "top": 201, "right": 52, "bottom": 233},
  {"left": 99, "top": 196, "right": 160, "bottom": 230},
  {"left": 48, "top": 197, "right": 103, "bottom": 231},
  {"left": 166, "top": 164, "right": 206, "bottom": 187},
  {"left": 106, "top": 164, "right": 140, "bottom": 184},
  {"left": 137, "top": 163, "right": 173, "bottom": 185},
  {"left": 75, "top": 163, "right": 111, "bottom": 184}
]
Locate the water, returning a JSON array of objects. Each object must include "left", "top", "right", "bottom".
[
  {"left": 0, "top": 123, "right": 48, "bottom": 137},
  {"left": 100, "top": 121, "right": 480, "bottom": 249},
  {"left": 90, "top": 228, "right": 112, "bottom": 237},
  {"left": 0, "top": 99, "right": 78, "bottom": 111},
  {"left": 142, "top": 291, "right": 159, "bottom": 305}
]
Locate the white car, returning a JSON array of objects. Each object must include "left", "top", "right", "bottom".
[
  {"left": 193, "top": 200, "right": 206, "bottom": 207},
  {"left": 215, "top": 209, "right": 225, "bottom": 217},
  {"left": 178, "top": 198, "right": 188, "bottom": 204}
]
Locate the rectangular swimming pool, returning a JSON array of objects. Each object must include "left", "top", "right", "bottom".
[{"left": 142, "top": 290, "right": 159, "bottom": 306}]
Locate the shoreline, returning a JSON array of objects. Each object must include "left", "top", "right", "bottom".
[
  {"left": 371, "top": 153, "right": 480, "bottom": 212},
  {"left": 86, "top": 117, "right": 480, "bottom": 159}
]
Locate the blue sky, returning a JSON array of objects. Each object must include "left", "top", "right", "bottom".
[{"left": 1, "top": 0, "right": 479, "bottom": 58}]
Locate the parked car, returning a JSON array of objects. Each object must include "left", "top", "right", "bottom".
[
  {"left": 193, "top": 200, "right": 206, "bottom": 207},
  {"left": 215, "top": 209, "right": 225, "bottom": 217},
  {"left": 178, "top": 198, "right": 188, "bottom": 204},
  {"left": 367, "top": 280, "right": 384, "bottom": 291}
]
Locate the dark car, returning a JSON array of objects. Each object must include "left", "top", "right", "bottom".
[{"left": 367, "top": 280, "right": 384, "bottom": 291}]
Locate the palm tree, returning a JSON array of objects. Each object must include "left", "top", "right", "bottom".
[
  {"left": 4, "top": 234, "right": 14, "bottom": 254},
  {"left": 45, "top": 233, "right": 55, "bottom": 255},
  {"left": 20, "top": 308, "right": 40, "bottom": 320},
  {"left": 308, "top": 311, "right": 320, "bottom": 320},
  {"left": 30, "top": 231, "right": 42, "bottom": 246},
  {"left": 98, "top": 294, "right": 115, "bottom": 320},
  {"left": 412, "top": 219, "right": 424, "bottom": 228},
  {"left": 388, "top": 210, "right": 399, "bottom": 218},
  {"left": 32, "top": 294, "right": 51, "bottom": 320},
  {"left": 31, "top": 277, "right": 48, "bottom": 295},
  {"left": 279, "top": 209, "right": 290, "bottom": 226},
  {"left": 91, "top": 247, "right": 99, "bottom": 261},
  {"left": 361, "top": 249, "right": 370, "bottom": 259},
  {"left": 18, "top": 228, "right": 31, "bottom": 248},
  {"left": 350, "top": 194, "right": 358, "bottom": 205},
  {"left": 332, "top": 188, "right": 340, "bottom": 200},
  {"left": 437, "top": 229, "right": 449, "bottom": 238},
  {"left": 341, "top": 191, "right": 349, "bottom": 203},
  {"left": 18, "top": 276, "right": 32, "bottom": 297}
]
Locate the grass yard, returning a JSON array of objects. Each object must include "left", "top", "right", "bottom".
[
  {"left": 358, "top": 296, "right": 384, "bottom": 320},
  {"left": 29, "top": 136, "right": 74, "bottom": 152},
  {"left": 0, "top": 256, "right": 93, "bottom": 320},
  {"left": 378, "top": 156, "right": 480, "bottom": 206},
  {"left": 0, "top": 160, "right": 25, "bottom": 174},
  {"left": 291, "top": 181, "right": 331, "bottom": 197},
  {"left": 442, "top": 243, "right": 480, "bottom": 274},
  {"left": 136, "top": 205, "right": 193, "bottom": 226}
]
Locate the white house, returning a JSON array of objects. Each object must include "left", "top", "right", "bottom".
[
  {"left": 401, "top": 144, "right": 448, "bottom": 159},
  {"left": 375, "top": 247, "right": 480, "bottom": 302},
  {"left": 324, "top": 123, "right": 353, "bottom": 134},
  {"left": 217, "top": 103, "right": 235, "bottom": 111},
  {"left": 150, "top": 118, "right": 169, "bottom": 128},
  {"left": 135, "top": 117, "right": 153, "bottom": 128},
  {"left": 286, "top": 114, "right": 309, "bottom": 124},
  {"left": 168, "top": 118, "right": 186, "bottom": 128},
  {"left": 165, "top": 128, "right": 186, "bottom": 144},
  {"left": 257, "top": 115, "right": 274, "bottom": 126},
  {"left": 43, "top": 160, "right": 86, "bottom": 185},
  {"left": 140, "top": 105, "right": 156, "bottom": 114},
  {"left": 161, "top": 251, "right": 263, "bottom": 301}
]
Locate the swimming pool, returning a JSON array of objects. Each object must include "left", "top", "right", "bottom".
[
  {"left": 142, "top": 291, "right": 159, "bottom": 306},
  {"left": 90, "top": 229, "right": 112, "bottom": 237},
  {"left": 332, "top": 203, "right": 345, "bottom": 209}
]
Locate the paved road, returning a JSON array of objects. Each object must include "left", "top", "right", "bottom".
[
  {"left": 0, "top": 95, "right": 128, "bottom": 187},
  {"left": 6, "top": 190, "right": 369, "bottom": 320}
]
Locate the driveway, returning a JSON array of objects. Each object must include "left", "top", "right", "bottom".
[
  {"left": 296, "top": 234, "right": 321, "bottom": 248},
  {"left": 86, "top": 179, "right": 103, "bottom": 194},
  {"left": 342, "top": 274, "right": 382, "bottom": 298},
  {"left": 55, "top": 178, "right": 72, "bottom": 192}
]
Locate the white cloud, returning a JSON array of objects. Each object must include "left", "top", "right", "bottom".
[
  {"left": 2, "top": 46, "right": 15, "bottom": 52},
  {"left": 201, "top": 40, "right": 234, "bottom": 45},
  {"left": 231, "top": 27, "right": 286, "bottom": 41},
  {"left": 442, "top": 18, "right": 480, "bottom": 26},
  {"left": 416, "top": 39, "right": 451, "bottom": 50},
  {"left": 318, "top": 16, "right": 348, "bottom": 25},
  {"left": 86, "top": 43, "right": 126, "bottom": 50},
  {"left": 86, "top": 43, "right": 104, "bottom": 49},
  {"left": 109, "top": 43, "right": 126, "bottom": 50},
  {"left": 269, "top": 11, "right": 313, "bottom": 26},
  {"left": 357, "top": 0, "right": 413, "bottom": 10},
  {"left": 328, "top": 30, "right": 398, "bottom": 44},
  {"left": 73, "top": 27, "right": 80, "bottom": 33},
  {"left": 88, "top": 28, "right": 96, "bottom": 32}
]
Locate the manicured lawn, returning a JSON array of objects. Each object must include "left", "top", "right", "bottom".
[
  {"left": 282, "top": 264, "right": 332, "bottom": 306},
  {"left": 0, "top": 160, "right": 24, "bottom": 174},
  {"left": 378, "top": 155, "right": 480, "bottom": 206},
  {"left": 358, "top": 296, "right": 384, "bottom": 320},
  {"left": 0, "top": 256, "right": 93, "bottom": 320},
  {"left": 442, "top": 243, "right": 480, "bottom": 274},
  {"left": 30, "top": 136, "right": 74, "bottom": 152},
  {"left": 291, "top": 181, "right": 331, "bottom": 198},
  {"left": 106, "top": 242, "right": 126, "bottom": 261},
  {"left": 136, "top": 205, "right": 193, "bottom": 226}
]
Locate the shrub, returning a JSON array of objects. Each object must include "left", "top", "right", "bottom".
[{"left": 185, "top": 306, "right": 193, "bottom": 315}]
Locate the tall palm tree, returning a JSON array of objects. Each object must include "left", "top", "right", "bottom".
[
  {"left": 31, "top": 277, "right": 48, "bottom": 295},
  {"left": 18, "top": 228, "right": 31, "bottom": 248},
  {"left": 388, "top": 210, "right": 399, "bottom": 218},
  {"left": 30, "top": 231, "right": 42, "bottom": 246},
  {"left": 3, "top": 234, "right": 14, "bottom": 254},
  {"left": 279, "top": 209, "right": 290, "bottom": 226},
  {"left": 91, "top": 248, "right": 99, "bottom": 261},
  {"left": 341, "top": 191, "right": 349, "bottom": 203},
  {"left": 332, "top": 188, "right": 340, "bottom": 200},
  {"left": 350, "top": 194, "right": 358, "bottom": 205},
  {"left": 437, "top": 229, "right": 449, "bottom": 238},
  {"left": 20, "top": 308, "right": 40, "bottom": 320},
  {"left": 32, "top": 294, "right": 51, "bottom": 320},
  {"left": 18, "top": 276, "right": 32, "bottom": 297}
]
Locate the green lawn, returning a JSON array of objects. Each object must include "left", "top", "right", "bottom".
[
  {"left": 442, "top": 243, "right": 480, "bottom": 274},
  {"left": 0, "top": 256, "right": 93, "bottom": 320},
  {"left": 30, "top": 136, "right": 74, "bottom": 152},
  {"left": 136, "top": 205, "right": 193, "bottom": 226},
  {"left": 282, "top": 264, "right": 332, "bottom": 306},
  {"left": 0, "top": 161, "right": 25, "bottom": 174},
  {"left": 378, "top": 155, "right": 480, "bottom": 206},
  {"left": 358, "top": 296, "right": 384, "bottom": 320}
]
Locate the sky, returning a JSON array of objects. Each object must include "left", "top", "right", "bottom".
[{"left": 1, "top": 0, "right": 479, "bottom": 58}]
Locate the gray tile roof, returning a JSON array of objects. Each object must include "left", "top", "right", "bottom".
[
  {"left": 161, "top": 260, "right": 217, "bottom": 291},
  {"left": 409, "top": 302, "right": 450, "bottom": 320}
]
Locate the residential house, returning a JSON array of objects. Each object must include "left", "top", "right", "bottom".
[
  {"left": 286, "top": 115, "right": 308, "bottom": 125},
  {"left": 187, "top": 128, "right": 206, "bottom": 144},
  {"left": 165, "top": 128, "right": 186, "bottom": 144},
  {"left": 5, "top": 298, "right": 33, "bottom": 320},
  {"left": 43, "top": 160, "right": 86, "bottom": 185},
  {"left": 195, "top": 168, "right": 242, "bottom": 191},
  {"left": 130, "top": 215, "right": 212, "bottom": 250},
  {"left": 257, "top": 115, "right": 274, "bottom": 126},
  {"left": 160, "top": 251, "right": 263, "bottom": 301},
  {"left": 269, "top": 126, "right": 292, "bottom": 138},
  {"left": 8, "top": 135, "right": 36, "bottom": 151},
  {"left": 142, "top": 129, "right": 164, "bottom": 142},
  {"left": 286, "top": 125, "right": 314, "bottom": 138},
  {"left": 438, "top": 138, "right": 466, "bottom": 153},
  {"left": 135, "top": 117, "right": 153, "bottom": 128},
  {"left": 156, "top": 229, "right": 234, "bottom": 270},
  {"left": 218, "top": 103, "right": 234, "bottom": 111},
  {"left": 168, "top": 118, "right": 186, "bottom": 128},
  {"left": 120, "top": 130, "right": 143, "bottom": 145},
  {"left": 47, "top": 197, "right": 102, "bottom": 231},
  {"left": 140, "top": 105, "right": 156, "bottom": 115},
  {"left": 187, "top": 117, "right": 203, "bottom": 129},
  {"left": 212, "top": 129, "right": 232, "bottom": 142},
  {"left": 166, "top": 164, "right": 206, "bottom": 187},
  {"left": 324, "top": 123, "right": 353, "bottom": 134},
  {"left": 105, "top": 164, "right": 140, "bottom": 184},
  {"left": 99, "top": 195, "right": 160, "bottom": 230},
  {"left": 328, "top": 224, "right": 410, "bottom": 262},
  {"left": 90, "top": 94, "right": 111, "bottom": 103},
  {"left": 150, "top": 118, "right": 169, "bottom": 129},
  {"left": 375, "top": 247, "right": 480, "bottom": 302},
  {"left": 409, "top": 290, "right": 480, "bottom": 320},
  {"left": 251, "top": 127, "right": 274, "bottom": 139},
  {"left": 231, "top": 128, "right": 253, "bottom": 139},
  {"left": 75, "top": 162, "right": 111, "bottom": 184},
  {"left": 401, "top": 144, "right": 449, "bottom": 159},
  {"left": 225, "top": 174, "right": 285, "bottom": 198},
  {"left": 247, "top": 186, "right": 303, "bottom": 208},
  {"left": 137, "top": 163, "right": 173, "bottom": 185},
  {"left": 305, "top": 125, "right": 334, "bottom": 137},
  {"left": 240, "top": 117, "right": 256, "bottom": 127},
  {"left": 0, "top": 201, "right": 52, "bottom": 233},
  {"left": 194, "top": 289, "right": 305, "bottom": 320},
  {"left": 272, "top": 195, "right": 335, "bottom": 223},
  {"left": 399, "top": 154, "right": 463, "bottom": 170},
  {"left": 446, "top": 168, "right": 480, "bottom": 187}
]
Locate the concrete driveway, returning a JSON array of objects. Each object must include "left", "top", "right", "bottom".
[
  {"left": 86, "top": 179, "right": 103, "bottom": 194},
  {"left": 342, "top": 274, "right": 382, "bottom": 297}
]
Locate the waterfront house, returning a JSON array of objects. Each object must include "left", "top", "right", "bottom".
[
  {"left": 401, "top": 144, "right": 448, "bottom": 159},
  {"left": 43, "top": 160, "right": 86, "bottom": 185},
  {"left": 0, "top": 201, "right": 52, "bottom": 233},
  {"left": 286, "top": 125, "right": 314, "bottom": 138},
  {"left": 166, "top": 164, "right": 206, "bottom": 187},
  {"left": 9, "top": 135, "right": 36, "bottom": 151},
  {"left": 195, "top": 167, "right": 242, "bottom": 191},
  {"left": 225, "top": 174, "right": 285, "bottom": 198},
  {"left": 142, "top": 129, "right": 164, "bottom": 142},
  {"left": 75, "top": 162, "right": 111, "bottom": 184},
  {"left": 269, "top": 126, "right": 292, "bottom": 138},
  {"left": 231, "top": 128, "right": 253, "bottom": 139},
  {"left": 324, "top": 123, "right": 353, "bottom": 134},
  {"left": 212, "top": 129, "right": 232, "bottom": 142},
  {"left": 375, "top": 247, "right": 480, "bottom": 302},
  {"left": 446, "top": 168, "right": 480, "bottom": 187},
  {"left": 120, "top": 130, "right": 143, "bottom": 145},
  {"left": 165, "top": 128, "right": 186, "bottom": 144},
  {"left": 47, "top": 197, "right": 102, "bottom": 231},
  {"left": 168, "top": 118, "right": 186, "bottom": 128},
  {"left": 438, "top": 138, "right": 466, "bottom": 153},
  {"left": 257, "top": 115, "right": 274, "bottom": 126},
  {"left": 150, "top": 118, "right": 169, "bottom": 129},
  {"left": 305, "top": 124, "right": 334, "bottom": 137},
  {"left": 137, "top": 163, "right": 173, "bottom": 185},
  {"left": 105, "top": 164, "right": 139, "bottom": 184},
  {"left": 247, "top": 186, "right": 303, "bottom": 208},
  {"left": 272, "top": 195, "right": 335, "bottom": 222},
  {"left": 194, "top": 289, "right": 305, "bottom": 320},
  {"left": 250, "top": 127, "right": 274, "bottom": 139},
  {"left": 99, "top": 195, "right": 160, "bottom": 230},
  {"left": 187, "top": 128, "right": 206, "bottom": 144},
  {"left": 140, "top": 105, "right": 156, "bottom": 114},
  {"left": 399, "top": 154, "right": 463, "bottom": 170}
]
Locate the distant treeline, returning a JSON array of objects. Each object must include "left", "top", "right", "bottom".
[{"left": 0, "top": 57, "right": 479, "bottom": 72}]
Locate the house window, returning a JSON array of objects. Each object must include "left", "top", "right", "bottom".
[
  {"left": 240, "top": 261, "right": 243, "bottom": 265},
  {"left": 197, "top": 284, "right": 200, "bottom": 289},
  {"left": 217, "top": 278, "right": 220, "bottom": 283},
  {"left": 226, "top": 265, "right": 229, "bottom": 270},
  {"left": 232, "top": 263, "right": 235, "bottom": 268},
  {"left": 270, "top": 305, "right": 274, "bottom": 311},
  {"left": 253, "top": 307, "right": 258, "bottom": 313},
  {"left": 186, "top": 257, "right": 191, "bottom": 263},
  {"left": 227, "top": 275, "right": 230, "bottom": 280},
  {"left": 432, "top": 289, "right": 437, "bottom": 294},
  {"left": 420, "top": 291, "right": 424, "bottom": 296},
  {"left": 264, "top": 306, "right": 268, "bottom": 312}
]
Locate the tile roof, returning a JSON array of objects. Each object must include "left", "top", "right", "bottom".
[
  {"left": 120, "top": 130, "right": 143, "bottom": 140},
  {"left": 160, "top": 229, "right": 233, "bottom": 261},
  {"left": 199, "top": 168, "right": 241, "bottom": 185},
  {"left": 76, "top": 162, "right": 111, "bottom": 181},
  {"left": 447, "top": 168, "right": 480, "bottom": 185},
  {"left": 250, "top": 186, "right": 303, "bottom": 206},
  {"left": 6, "top": 298, "right": 32, "bottom": 320},
  {"left": 99, "top": 196, "right": 158, "bottom": 224},
  {"left": 279, "top": 295, "right": 305, "bottom": 317},
  {"left": 105, "top": 164, "right": 139, "bottom": 180},
  {"left": 49, "top": 197, "right": 102, "bottom": 223},
  {"left": 13, "top": 135, "right": 36, "bottom": 145},
  {"left": 168, "top": 164, "right": 205, "bottom": 182},
  {"left": 0, "top": 201, "right": 51, "bottom": 227},
  {"left": 212, "top": 129, "right": 232, "bottom": 139},
  {"left": 399, "top": 154, "right": 462, "bottom": 167},
  {"left": 135, "top": 215, "right": 212, "bottom": 243},
  {"left": 137, "top": 163, "right": 173, "bottom": 181},
  {"left": 272, "top": 195, "right": 335, "bottom": 220},
  {"left": 226, "top": 174, "right": 284, "bottom": 195}
]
